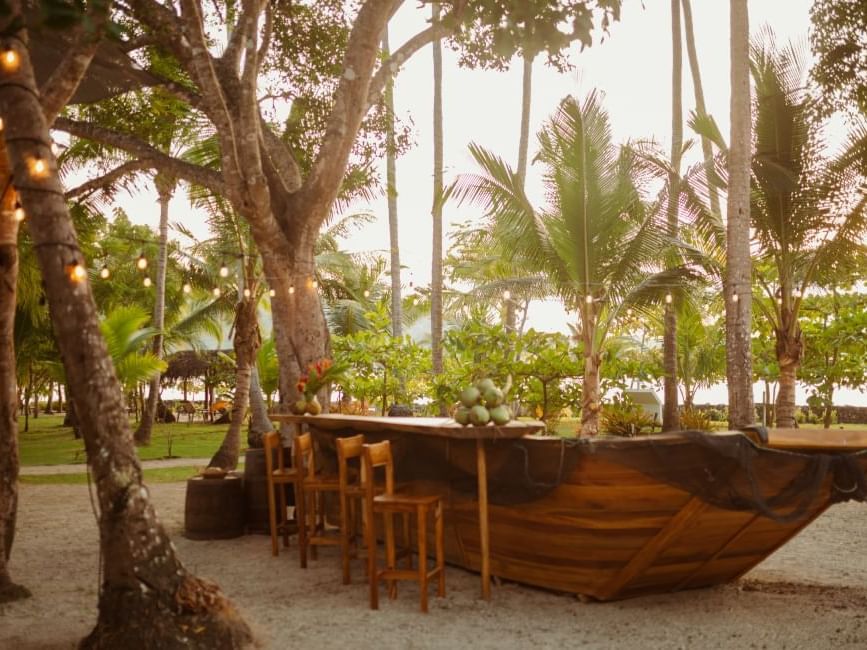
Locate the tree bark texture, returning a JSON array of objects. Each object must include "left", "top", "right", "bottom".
[
  {"left": 724, "top": 0, "right": 756, "bottom": 429},
  {"left": 135, "top": 175, "right": 173, "bottom": 445},
  {"left": 0, "top": 134, "right": 29, "bottom": 603},
  {"left": 662, "top": 0, "right": 683, "bottom": 432},
  {"left": 247, "top": 364, "right": 271, "bottom": 448},
  {"left": 516, "top": 51, "right": 534, "bottom": 187},
  {"left": 383, "top": 27, "right": 403, "bottom": 338},
  {"left": 579, "top": 305, "right": 602, "bottom": 436},
  {"left": 431, "top": 3, "right": 445, "bottom": 415},
  {"left": 0, "top": 32, "right": 252, "bottom": 647},
  {"left": 209, "top": 294, "right": 259, "bottom": 470},
  {"left": 774, "top": 316, "right": 803, "bottom": 428}
]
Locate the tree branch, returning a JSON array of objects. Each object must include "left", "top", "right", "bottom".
[
  {"left": 40, "top": 1, "right": 113, "bottom": 126},
  {"left": 54, "top": 117, "right": 225, "bottom": 196},
  {"left": 64, "top": 158, "right": 155, "bottom": 200}
]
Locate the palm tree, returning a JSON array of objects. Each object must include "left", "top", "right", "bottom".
[
  {"left": 382, "top": 26, "right": 403, "bottom": 338},
  {"left": 99, "top": 306, "right": 167, "bottom": 394},
  {"left": 457, "top": 93, "right": 696, "bottom": 434},
  {"left": 431, "top": 2, "right": 445, "bottom": 412},
  {"left": 724, "top": 0, "right": 755, "bottom": 428}
]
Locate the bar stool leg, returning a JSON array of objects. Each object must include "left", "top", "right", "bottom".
[
  {"left": 295, "top": 482, "right": 308, "bottom": 568},
  {"left": 418, "top": 504, "right": 428, "bottom": 613},
  {"left": 385, "top": 510, "right": 397, "bottom": 600},
  {"left": 402, "top": 512, "right": 412, "bottom": 569},
  {"left": 278, "top": 482, "right": 289, "bottom": 549},
  {"left": 436, "top": 500, "right": 445, "bottom": 597},
  {"left": 365, "top": 497, "right": 378, "bottom": 610},
  {"left": 339, "top": 487, "right": 351, "bottom": 585},
  {"left": 267, "top": 471, "right": 279, "bottom": 557}
]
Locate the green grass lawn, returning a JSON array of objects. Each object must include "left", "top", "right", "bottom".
[
  {"left": 19, "top": 414, "right": 227, "bottom": 466},
  {"left": 19, "top": 465, "right": 206, "bottom": 485}
]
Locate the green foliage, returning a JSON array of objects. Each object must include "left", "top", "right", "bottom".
[
  {"left": 600, "top": 395, "right": 655, "bottom": 437},
  {"left": 809, "top": 0, "right": 867, "bottom": 118},
  {"left": 99, "top": 306, "right": 166, "bottom": 390},
  {"left": 679, "top": 407, "right": 713, "bottom": 432}
]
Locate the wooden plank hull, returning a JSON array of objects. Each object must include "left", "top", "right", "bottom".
[{"left": 309, "top": 427, "right": 867, "bottom": 601}]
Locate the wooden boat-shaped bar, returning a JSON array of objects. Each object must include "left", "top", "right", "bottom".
[{"left": 274, "top": 414, "right": 867, "bottom": 601}]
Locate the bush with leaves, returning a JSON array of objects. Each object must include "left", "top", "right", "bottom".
[{"left": 600, "top": 394, "right": 656, "bottom": 437}]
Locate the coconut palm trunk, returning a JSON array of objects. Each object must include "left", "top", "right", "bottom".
[
  {"left": 724, "top": 0, "right": 755, "bottom": 428},
  {"left": 0, "top": 35, "right": 251, "bottom": 646},
  {"left": 663, "top": 0, "right": 683, "bottom": 431},
  {"left": 431, "top": 2, "right": 446, "bottom": 413},
  {"left": 774, "top": 310, "right": 803, "bottom": 428},
  {"left": 580, "top": 312, "right": 603, "bottom": 436},
  {"left": 383, "top": 27, "right": 402, "bottom": 338},
  {"left": 247, "top": 364, "right": 272, "bottom": 446},
  {"left": 517, "top": 51, "right": 534, "bottom": 187},
  {"left": 135, "top": 175, "right": 173, "bottom": 445},
  {"left": 0, "top": 136, "right": 29, "bottom": 603}
]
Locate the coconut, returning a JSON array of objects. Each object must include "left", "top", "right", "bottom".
[
  {"left": 460, "top": 386, "right": 482, "bottom": 408},
  {"left": 469, "top": 404, "right": 491, "bottom": 426}
]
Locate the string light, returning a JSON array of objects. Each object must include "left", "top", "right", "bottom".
[
  {"left": 67, "top": 262, "right": 86, "bottom": 283},
  {"left": 243, "top": 288, "right": 251, "bottom": 298},
  {"left": 585, "top": 295, "right": 593, "bottom": 305},
  {"left": 99, "top": 265, "right": 110, "bottom": 279},
  {"left": 626, "top": 308, "right": 633, "bottom": 317},
  {"left": 0, "top": 117, "right": 4, "bottom": 130},
  {"left": 732, "top": 293, "right": 739, "bottom": 303},
  {"left": 288, "top": 286, "right": 295, "bottom": 295},
  {"left": 218, "top": 261, "right": 229, "bottom": 278},
  {"left": 269, "top": 288, "right": 276, "bottom": 297},
  {"left": 143, "top": 276, "right": 152, "bottom": 288},
  {"left": 13, "top": 201, "right": 24, "bottom": 222},
  {"left": 182, "top": 281, "right": 192, "bottom": 294},
  {"left": 311, "top": 279, "right": 318, "bottom": 289},
  {"left": 1, "top": 46, "right": 19, "bottom": 72},
  {"left": 776, "top": 297, "right": 783, "bottom": 306},
  {"left": 212, "top": 287, "right": 221, "bottom": 297},
  {"left": 136, "top": 253, "right": 148, "bottom": 270},
  {"left": 29, "top": 156, "right": 48, "bottom": 179},
  {"left": 363, "top": 289, "right": 370, "bottom": 298},
  {"left": 793, "top": 289, "right": 802, "bottom": 298},
  {"left": 664, "top": 293, "right": 673, "bottom": 304}
]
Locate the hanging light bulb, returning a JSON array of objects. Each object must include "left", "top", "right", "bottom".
[
  {"left": 288, "top": 285, "right": 295, "bottom": 295},
  {"left": 664, "top": 293, "right": 673, "bottom": 304},
  {"left": 136, "top": 253, "right": 148, "bottom": 270},
  {"left": 0, "top": 117, "right": 4, "bottom": 130},
  {"left": 67, "top": 262, "right": 86, "bottom": 283},
  {"left": 13, "top": 201, "right": 24, "bottom": 222},
  {"left": 182, "top": 280, "right": 192, "bottom": 294},
  {"left": 99, "top": 265, "right": 110, "bottom": 279},
  {"left": 503, "top": 290, "right": 511, "bottom": 301},
  {"left": 1, "top": 46, "right": 19, "bottom": 72},
  {"left": 732, "top": 293, "right": 739, "bottom": 303},
  {"left": 363, "top": 289, "right": 370, "bottom": 298},
  {"left": 585, "top": 295, "right": 593, "bottom": 305},
  {"left": 212, "top": 286, "right": 221, "bottom": 297},
  {"left": 626, "top": 308, "right": 633, "bottom": 317},
  {"left": 143, "top": 276, "right": 152, "bottom": 288},
  {"left": 269, "top": 288, "right": 276, "bottom": 297},
  {"left": 243, "top": 288, "right": 251, "bottom": 298},
  {"left": 219, "top": 261, "right": 229, "bottom": 278},
  {"left": 310, "top": 278, "right": 318, "bottom": 289},
  {"left": 776, "top": 297, "right": 783, "bottom": 306}
]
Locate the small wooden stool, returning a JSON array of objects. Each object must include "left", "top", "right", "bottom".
[
  {"left": 295, "top": 432, "right": 342, "bottom": 567},
  {"left": 362, "top": 440, "right": 445, "bottom": 613},
  {"left": 263, "top": 432, "right": 302, "bottom": 556}
]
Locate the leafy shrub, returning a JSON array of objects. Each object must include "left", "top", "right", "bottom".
[
  {"left": 679, "top": 408, "right": 713, "bottom": 431},
  {"left": 601, "top": 396, "right": 655, "bottom": 437},
  {"left": 703, "top": 407, "right": 727, "bottom": 422}
]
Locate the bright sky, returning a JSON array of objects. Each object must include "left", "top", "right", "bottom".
[{"left": 109, "top": 0, "right": 867, "bottom": 408}]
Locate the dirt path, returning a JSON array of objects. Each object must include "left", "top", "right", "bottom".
[
  {"left": 18, "top": 458, "right": 216, "bottom": 475},
  {"left": 2, "top": 484, "right": 866, "bottom": 649}
]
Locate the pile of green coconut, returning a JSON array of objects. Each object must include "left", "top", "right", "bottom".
[{"left": 453, "top": 377, "right": 514, "bottom": 426}]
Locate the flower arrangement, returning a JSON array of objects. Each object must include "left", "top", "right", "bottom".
[{"left": 293, "top": 358, "right": 344, "bottom": 415}]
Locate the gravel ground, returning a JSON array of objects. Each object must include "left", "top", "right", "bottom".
[{"left": 2, "top": 482, "right": 866, "bottom": 649}]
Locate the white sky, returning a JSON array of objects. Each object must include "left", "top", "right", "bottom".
[{"left": 107, "top": 0, "right": 867, "bottom": 408}]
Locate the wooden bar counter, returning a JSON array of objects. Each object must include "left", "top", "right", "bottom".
[{"left": 269, "top": 413, "right": 545, "bottom": 599}]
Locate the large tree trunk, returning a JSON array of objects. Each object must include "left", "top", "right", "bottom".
[
  {"left": 209, "top": 293, "right": 259, "bottom": 470},
  {"left": 516, "top": 50, "right": 534, "bottom": 187},
  {"left": 0, "top": 135, "right": 29, "bottom": 603},
  {"left": 774, "top": 318, "right": 803, "bottom": 428},
  {"left": 724, "top": 0, "right": 755, "bottom": 429},
  {"left": 662, "top": 0, "right": 683, "bottom": 432},
  {"left": 431, "top": 2, "right": 445, "bottom": 414},
  {"left": 579, "top": 308, "right": 602, "bottom": 436},
  {"left": 383, "top": 27, "right": 402, "bottom": 338},
  {"left": 135, "top": 175, "right": 173, "bottom": 445},
  {"left": 0, "top": 34, "right": 252, "bottom": 646},
  {"left": 681, "top": 0, "right": 721, "bottom": 217}
]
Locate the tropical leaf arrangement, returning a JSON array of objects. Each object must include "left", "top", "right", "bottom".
[{"left": 292, "top": 358, "right": 346, "bottom": 415}]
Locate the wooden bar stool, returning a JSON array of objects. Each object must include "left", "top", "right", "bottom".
[
  {"left": 294, "top": 432, "right": 342, "bottom": 568},
  {"left": 263, "top": 431, "right": 302, "bottom": 557},
  {"left": 362, "top": 440, "right": 445, "bottom": 613}
]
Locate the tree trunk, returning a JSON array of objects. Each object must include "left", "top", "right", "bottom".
[
  {"left": 0, "top": 34, "right": 252, "bottom": 646},
  {"left": 774, "top": 319, "right": 803, "bottom": 428},
  {"left": 383, "top": 27, "right": 402, "bottom": 338},
  {"left": 579, "top": 308, "right": 602, "bottom": 435},
  {"left": 681, "top": 0, "right": 721, "bottom": 217},
  {"left": 45, "top": 379, "right": 53, "bottom": 413},
  {"left": 0, "top": 135, "right": 29, "bottom": 603},
  {"left": 23, "top": 361, "right": 31, "bottom": 433},
  {"left": 247, "top": 364, "right": 271, "bottom": 448},
  {"left": 662, "top": 0, "right": 683, "bottom": 432},
  {"left": 823, "top": 385, "right": 835, "bottom": 429},
  {"left": 724, "top": 0, "right": 755, "bottom": 429},
  {"left": 135, "top": 175, "right": 173, "bottom": 445},
  {"left": 516, "top": 50, "right": 534, "bottom": 187},
  {"left": 209, "top": 295, "right": 259, "bottom": 471},
  {"left": 431, "top": 3, "right": 445, "bottom": 414}
]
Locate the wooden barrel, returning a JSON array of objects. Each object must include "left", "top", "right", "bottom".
[
  {"left": 243, "top": 447, "right": 294, "bottom": 534},
  {"left": 184, "top": 474, "right": 245, "bottom": 540}
]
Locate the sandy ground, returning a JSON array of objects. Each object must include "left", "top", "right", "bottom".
[{"left": 2, "top": 483, "right": 867, "bottom": 649}]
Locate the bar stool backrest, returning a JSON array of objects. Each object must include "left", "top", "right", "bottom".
[
  {"left": 293, "top": 432, "right": 316, "bottom": 479},
  {"left": 336, "top": 434, "right": 364, "bottom": 490},
  {"left": 362, "top": 440, "right": 395, "bottom": 498},
  {"left": 263, "top": 431, "right": 284, "bottom": 475}
]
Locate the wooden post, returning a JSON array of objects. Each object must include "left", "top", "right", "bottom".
[{"left": 476, "top": 438, "right": 490, "bottom": 600}]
